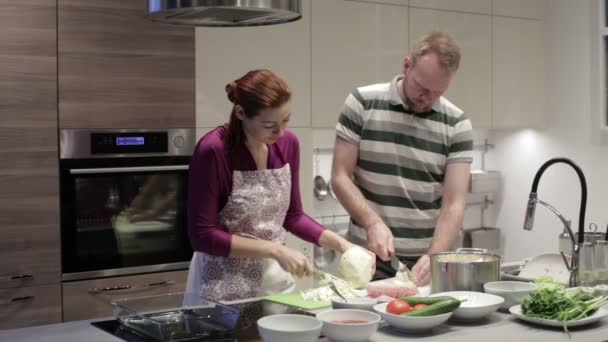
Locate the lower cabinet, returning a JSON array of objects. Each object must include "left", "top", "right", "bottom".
[
  {"left": 62, "top": 270, "right": 188, "bottom": 321},
  {"left": 0, "top": 284, "right": 62, "bottom": 329}
]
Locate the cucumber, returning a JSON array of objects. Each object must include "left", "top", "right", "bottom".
[
  {"left": 401, "top": 297, "right": 461, "bottom": 317},
  {"left": 399, "top": 296, "right": 455, "bottom": 306}
]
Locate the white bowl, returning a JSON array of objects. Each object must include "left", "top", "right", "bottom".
[
  {"left": 257, "top": 314, "right": 322, "bottom": 342},
  {"left": 483, "top": 281, "right": 538, "bottom": 311},
  {"left": 430, "top": 291, "right": 504, "bottom": 321},
  {"left": 316, "top": 309, "right": 381, "bottom": 342},
  {"left": 331, "top": 297, "right": 378, "bottom": 311},
  {"left": 373, "top": 302, "right": 452, "bottom": 333}
]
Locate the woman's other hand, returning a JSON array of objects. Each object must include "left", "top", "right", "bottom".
[{"left": 271, "top": 245, "right": 313, "bottom": 278}]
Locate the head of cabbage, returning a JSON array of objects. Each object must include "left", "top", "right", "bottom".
[{"left": 338, "top": 246, "right": 373, "bottom": 288}]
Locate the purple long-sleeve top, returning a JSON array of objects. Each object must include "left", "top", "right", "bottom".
[{"left": 187, "top": 125, "right": 325, "bottom": 256}]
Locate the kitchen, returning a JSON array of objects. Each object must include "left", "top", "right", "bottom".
[{"left": 1, "top": 0, "right": 608, "bottom": 340}]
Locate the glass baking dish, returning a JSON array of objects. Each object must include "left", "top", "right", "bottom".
[{"left": 112, "top": 292, "right": 241, "bottom": 341}]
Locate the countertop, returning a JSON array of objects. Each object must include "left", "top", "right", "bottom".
[{"left": 1, "top": 309, "right": 606, "bottom": 342}]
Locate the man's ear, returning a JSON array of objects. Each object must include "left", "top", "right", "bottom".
[
  {"left": 402, "top": 56, "right": 412, "bottom": 74},
  {"left": 234, "top": 105, "right": 245, "bottom": 120}
]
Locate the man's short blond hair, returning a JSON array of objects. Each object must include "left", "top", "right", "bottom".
[{"left": 410, "top": 31, "right": 461, "bottom": 72}]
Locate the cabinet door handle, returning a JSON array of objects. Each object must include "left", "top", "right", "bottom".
[
  {"left": 11, "top": 296, "right": 34, "bottom": 302},
  {"left": 9, "top": 274, "right": 33, "bottom": 280},
  {"left": 145, "top": 280, "right": 175, "bottom": 287},
  {"left": 88, "top": 285, "right": 132, "bottom": 294}
]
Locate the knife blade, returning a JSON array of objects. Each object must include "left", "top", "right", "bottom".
[{"left": 390, "top": 256, "right": 418, "bottom": 285}]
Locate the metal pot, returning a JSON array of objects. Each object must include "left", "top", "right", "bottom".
[{"left": 430, "top": 248, "right": 501, "bottom": 293}]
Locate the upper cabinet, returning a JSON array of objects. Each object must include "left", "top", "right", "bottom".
[
  {"left": 409, "top": 0, "right": 491, "bottom": 15},
  {"left": 492, "top": 0, "right": 546, "bottom": 20},
  {"left": 195, "top": 0, "right": 312, "bottom": 128},
  {"left": 311, "top": 0, "right": 408, "bottom": 128},
  {"left": 492, "top": 17, "right": 545, "bottom": 129},
  {"left": 409, "top": 8, "right": 492, "bottom": 128},
  {"left": 58, "top": 0, "right": 195, "bottom": 129}
]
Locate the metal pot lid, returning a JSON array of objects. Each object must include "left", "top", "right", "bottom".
[{"left": 145, "top": 0, "right": 302, "bottom": 27}]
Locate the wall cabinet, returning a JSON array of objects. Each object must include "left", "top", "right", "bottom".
[
  {"left": 492, "top": 0, "right": 546, "bottom": 20},
  {"left": 409, "top": 0, "right": 491, "bottom": 15},
  {"left": 311, "top": 0, "right": 408, "bottom": 128},
  {"left": 195, "top": 0, "right": 312, "bottom": 128},
  {"left": 492, "top": 17, "right": 545, "bottom": 129},
  {"left": 409, "top": 8, "right": 492, "bottom": 128},
  {"left": 58, "top": 0, "right": 195, "bottom": 129},
  {"left": 63, "top": 270, "right": 188, "bottom": 321}
]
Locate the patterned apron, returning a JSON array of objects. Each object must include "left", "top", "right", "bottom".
[{"left": 190, "top": 162, "right": 295, "bottom": 302}]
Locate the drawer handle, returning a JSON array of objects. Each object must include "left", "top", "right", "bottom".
[
  {"left": 9, "top": 274, "right": 33, "bottom": 280},
  {"left": 88, "top": 285, "right": 132, "bottom": 294},
  {"left": 146, "top": 280, "right": 175, "bottom": 287},
  {"left": 11, "top": 296, "right": 34, "bottom": 302}
]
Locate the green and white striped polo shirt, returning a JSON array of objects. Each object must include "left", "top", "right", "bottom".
[{"left": 336, "top": 75, "right": 473, "bottom": 256}]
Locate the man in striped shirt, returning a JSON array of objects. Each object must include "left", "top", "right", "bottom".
[{"left": 330, "top": 32, "right": 473, "bottom": 285}]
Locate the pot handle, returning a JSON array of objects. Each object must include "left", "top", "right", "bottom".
[{"left": 455, "top": 247, "right": 488, "bottom": 254}]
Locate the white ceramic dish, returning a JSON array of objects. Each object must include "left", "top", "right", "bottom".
[
  {"left": 509, "top": 305, "right": 608, "bottom": 328},
  {"left": 483, "top": 281, "right": 538, "bottom": 311},
  {"left": 331, "top": 297, "right": 378, "bottom": 311},
  {"left": 518, "top": 254, "right": 570, "bottom": 284},
  {"left": 430, "top": 291, "right": 503, "bottom": 321},
  {"left": 257, "top": 314, "right": 322, "bottom": 342},
  {"left": 316, "top": 309, "right": 381, "bottom": 342},
  {"left": 373, "top": 302, "right": 452, "bottom": 333}
]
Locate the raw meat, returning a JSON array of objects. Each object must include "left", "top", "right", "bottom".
[{"left": 367, "top": 278, "right": 418, "bottom": 299}]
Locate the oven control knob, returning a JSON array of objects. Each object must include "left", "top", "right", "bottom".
[{"left": 173, "top": 135, "right": 185, "bottom": 148}]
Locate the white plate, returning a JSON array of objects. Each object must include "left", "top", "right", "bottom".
[
  {"left": 430, "top": 291, "right": 503, "bottom": 321},
  {"left": 509, "top": 305, "right": 608, "bottom": 327},
  {"left": 373, "top": 302, "right": 452, "bottom": 332},
  {"left": 518, "top": 254, "right": 570, "bottom": 284}
]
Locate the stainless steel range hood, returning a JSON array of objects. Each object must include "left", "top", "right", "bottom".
[{"left": 146, "top": 0, "right": 301, "bottom": 27}]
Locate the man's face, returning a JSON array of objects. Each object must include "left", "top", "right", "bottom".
[
  {"left": 402, "top": 53, "right": 454, "bottom": 113},
  {"left": 240, "top": 101, "right": 291, "bottom": 145}
]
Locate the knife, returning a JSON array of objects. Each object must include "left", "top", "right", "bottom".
[{"left": 390, "top": 256, "right": 418, "bottom": 285}]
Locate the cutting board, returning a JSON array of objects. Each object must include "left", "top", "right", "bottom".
[{"left": 262, "top": 292, "right": 331, "bottom": 310}]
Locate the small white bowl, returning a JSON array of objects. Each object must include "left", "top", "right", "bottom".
[
  {"left": 373, "top": 302, "right": 452, "bottom": 333},
  {"left": 430, "top": 291, "right": 504, "bottom": 321},
  {"left": 316, "top": 309, "right": 381, "bottom": 342},
  {"left": 331, "top": 297, "right": 378, "bottom": 311},
  {"left": 257, "top": 314, "right": 322, "bottom": 342},
  {"left": 483, "top": 281, "right": 538, "bottom": 311}
]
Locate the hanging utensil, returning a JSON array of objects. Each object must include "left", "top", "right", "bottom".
[{"left": 313, "top": 149, "right": 328, "bottom": 200}]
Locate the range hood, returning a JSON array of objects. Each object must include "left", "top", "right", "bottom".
[{"left": 146, "top": 0, "right": 301, "bottom": 27}]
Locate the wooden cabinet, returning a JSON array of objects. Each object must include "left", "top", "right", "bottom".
[
  {"left": 58, "top": 0, "right": 195, "bottom": 129},
  {"left": 62, "top": 270, "right": 188, "bottom": 321},
  {"left": 409, "top": 0, "right": 491, "bottom": 14},
  {"left": 311, "top": 0, "right": 408, "bottom": 128},
  {"left": 195, "top": 0, "right": 312, "bottom": 128},
  {"left": 492, "top": 17, "right": 545, "bottom": 129},
  {"left": 492, "top": 0, "right": 546, "bottom": 20},
  {"left": 409, "top": 8, "right": 492, "bottom": 128},
  {"left": 0, "top": 284, "right": 62, "bottom": 329}
]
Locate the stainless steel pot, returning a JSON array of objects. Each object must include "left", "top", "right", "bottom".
[{"left": 430, "top": 248, "right": 501, "bottom": 293}]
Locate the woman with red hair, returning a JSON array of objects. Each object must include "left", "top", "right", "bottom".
[{"left": 186, "top": 69, "right": 365, "bottom": 301}]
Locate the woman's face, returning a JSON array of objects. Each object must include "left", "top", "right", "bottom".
[{"left": 239, "top": 100, "right": 291, "bottom": 145}]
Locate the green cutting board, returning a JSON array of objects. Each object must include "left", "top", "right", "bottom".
[{"left": 262, "top": 292, "right": 331, "bottom": 310}]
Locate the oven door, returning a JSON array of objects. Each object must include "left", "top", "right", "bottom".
[{"left": 60, "top": 157, "right": 193, "bottom": 281}]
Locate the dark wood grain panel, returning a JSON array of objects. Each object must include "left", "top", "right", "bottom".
[
  {"left": 0, "top": 224, "right": 60, "bottom": 289},
  {"left": 58, "top": 0, "right": 195, "bottom": 129},
  {"left": 63, "top": 270, "right": 188, "bottom": 321},
  {"left": 0, "top": 197, "right": 59, "bottom": 226},
  {"left": 0, "top": 284, "right": 62, "bottom": 329},
  {"left": 0, "top": 128, "right": 57, "bottom": 152}
]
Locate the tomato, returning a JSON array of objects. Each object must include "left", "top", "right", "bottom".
[
  {"left": 412, "top": 303, "right": 429, "bottom": 311},
  {"left": 386, "top": 299, "right": 412, "bottom": 315}
]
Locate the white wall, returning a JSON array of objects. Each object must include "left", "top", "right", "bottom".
[{"left": 488, "top": 0, "right": 608, "bottom": 262}]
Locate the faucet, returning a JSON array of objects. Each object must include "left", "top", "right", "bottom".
[{"left": 523, "top": 157, "right": 587, "bottom": 287}]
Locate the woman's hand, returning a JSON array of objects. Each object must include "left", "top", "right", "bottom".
[{"left": 271, "top": 245, "right": 313, "bottom": 278}]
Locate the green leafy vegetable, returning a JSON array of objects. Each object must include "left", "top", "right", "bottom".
[{"left": 521, "top": 277, "right": 608, "bottom": 336}]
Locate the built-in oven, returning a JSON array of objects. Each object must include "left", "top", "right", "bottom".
[{"left": 59, "top": 128, "right": 195, "bottom": 281}]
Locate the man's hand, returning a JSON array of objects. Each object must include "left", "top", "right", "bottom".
[
  {"left": 411, "top": 254, "right": 431, "bottom": 286},
  {"left": 366, "top": 221, "right": 395, "bottom": 261}
]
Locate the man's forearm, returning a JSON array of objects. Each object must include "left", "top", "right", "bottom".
[
  {"left": 427, "top": 201, "right": 466, "bottom": 254},
  {"left": 331, "top": 176, "right": 382, "bottom": 229}
]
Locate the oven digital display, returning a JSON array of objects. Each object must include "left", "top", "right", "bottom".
[{"left": 116, "top": 137, "right": 145, "bottom": 146}]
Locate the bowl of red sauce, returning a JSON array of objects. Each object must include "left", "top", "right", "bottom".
[{"left": 316, "top": 309, "right": 380, "bottom": 342}]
